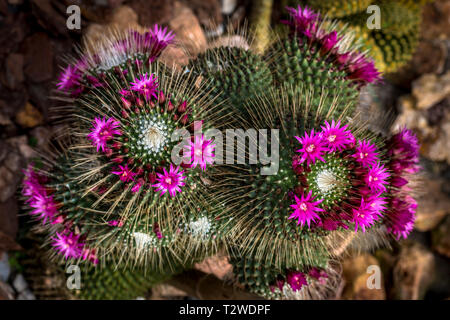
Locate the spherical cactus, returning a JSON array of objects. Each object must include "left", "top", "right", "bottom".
[
  {"left": 73, "top": 262, "right": 181, "bottom": 300},
  {"left": 303, "top": 0, "right": 372, "bottom": 18},
  {"left": 206, "top": 85, "right": 421, "bottom": 298},
  {"left": 20, "top": 25, "right": 225, "bottom": 270},
  {"left": 189, "top": 44, "right": 273, "bottom": 116},
  {"left": 266, "top": 5, "right": 380, "bottom": 118},
  {"left": 372, "top": 27, "right": 420, "bottom": 74},
  {"left": 303, "top": 0, "right": 431, "bottom": 73},
  {"left": 17, "top": 231, "right": 187, "bottom": 300},
  {"left": 230, "top": 249, "right": 340, "bottom": 299}
]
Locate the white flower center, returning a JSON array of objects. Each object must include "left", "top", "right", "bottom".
[
  {"left": 137, "top": 118, "right": 168, "bottom": 153},
  {"left": 188, "top": 216, "right": 211, "bottom": 238},
  {"left": 316, "top": 169, "right": 338, "bottom": 193},
  {"left": 133, "top": 232, "right": 156, "bottom": 250},
  {"left": 306, "top": 144, "right": 315, "bottom": 152}
]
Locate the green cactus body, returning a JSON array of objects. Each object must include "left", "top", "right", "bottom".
[
  {"left": 190, "top": 46, "right": 273, "bottom": 115},
  {"left": 267, "top": 36, "right": 359, "bottom": 117},
  {"left": 304, "top": 0, "right": 372, "bottom": 18},
  {"left": 230, "top": 248, "right": 329, "bottom": 299},
  {"left": 303, "top": 0, "right": 429, "bottom": 73},
  {"left": 74, "top": 263, "right": 182, "bottom": 300},
  {"left": 372, "top": 27, "right": 419, "bottom": 73}
]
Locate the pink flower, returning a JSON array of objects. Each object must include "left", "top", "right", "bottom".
[
  {"left": 286, "top": 271, "right": 308, "bottom": 292},
  {"left": 29, "top": 193, "right": 59, "bottom": 224},
  {"left": 51, "top": 232, "right": 84, "bottom": 259},
  {"left": 131, "top": 178, "right": 145, "bottom": 193},
  {"left": 284, "top": 5, "right": 319, "bottom": 38},
  {"left": 146, "top": 24, "right": 175, "bottom": 61},
  {"left": 130, "top": 73, "right": 159, "bottom": 99},
  {"left": 184, "top": 135, "right": 215, "bottom": 171},
  {"left": 22, "top": 165, "right": 46, "bottom": 199},
  {"left": 320, "top": 31, "right": 341, "bottom": 53},
  {"left": 365, "top": 162, "right": 390, "bottom": 193},
  {"left": 348, "top": 55, "right": 381, "bottom": 84},
  {"left": 108, "top": 219, "right": 124, "bottom": 227},
  {"left": 112, "top": 164, "right": 136, "bottom": 182},
  {"left": 270, "top": 279, "right": 286, "bottom": 293},
  {"left": 56, "top": 65, "right": 80, "bottom": 91},
  {"left": 351, "top": 198, "right": 376, "bottom": 232},
  {"left": 295, "top": 129, "right": 326, "bottom": 166},
  {"left": 87, "top": 117, "right": 122, "bottom": 153},
  {"left": 289, "top": 190, "right": 324, "bottom": 228},
  {"left": 386, "top": 197, "right": 416, "bottom": 240},
  {"left": 309, "top": 268, "right": 328, "bottom": 285},
  {"left": 320, "top": 120, "right": 354, "bottom": 152},
  {"left": 51, "top": 215, "right": 65, "bottom": 225},
  {"left": 352, "top": 139, "right": 379, "bottom": 168},
  {"left": 389, "top": 128, "right": 420, "bottom": 173},
  {"left": 153, "top": 165, "right": 186, "bottom": 197},
  {"left": 81, "top": 248, "right": 99, "bottom": 265},
  {"left": 392, "top": 128, "right": 419, "bottom": 156},
  {"left": 365, "top": 193, "right": 387, "bottom": 220}
]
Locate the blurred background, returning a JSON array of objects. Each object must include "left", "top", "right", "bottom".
[{"left": 0, "top": 0, "right": 449, "bottom": 300}]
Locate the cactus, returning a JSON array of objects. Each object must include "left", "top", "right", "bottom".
[
  {"left": 17, "top": 231, "right": 187, "bottom": 300},
  {"left": 192, "top": 5, "right": 381, "bottom": 121},
  {"left": 206, "top": 84, "right": 421, "bottom": 298},
  {"left": 302, "top": 0, "right": 432, "bottom": 73},
  {"left": 20, "top": 25, "right": 227, "bottom": 274},
  {"left": 189, "top": 45, "right": 273, "bottom": 116},
  {"left": 266, "top": 5, "right": 380, "bottom": 117},
  {"left": 305, "top": 0, "right": 372, "bottom": 18},
  {"left": 18, "top": 5, "right": 423, "bottom": 300},
  {"left": 194, "top": 6, "right": 420, "bottom": 299}
]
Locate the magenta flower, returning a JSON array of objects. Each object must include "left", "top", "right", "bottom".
[
  {"left": 284, "top": 5, "right": 319, "bottom": 38},
  {"left": 153, "top": 165, "right": 186, "bottom": 197},
  {"left": 392, "top": 128, "right": 419, "bottom": 157},
  {"left": 289, "top": 190, "right": 324, "bottom": 228},
  {"left": 131, "top": 178, "right": 145, "bottom": 193},
  {"left": 351, "top": 198, "right": 376, "bottom": 232},
  {"left": 309, "top": 268, "right": 328, "bottom": 285},
  {"left": 56, "top": 65, "right": 80, "bottom": 92},
  {"left": 320, "top": 120, "right": 354, "bottom": 152},
  {"left": 29, "top": 193, "right": 59, "bottom": 224},
  {"left": 352, "top": 139, "right": 379, "bottom": 168},
  {"left": 365, "top": 193, "right": 387, "bottom": 220},
  {"left": 389, "top": 128, "right": 420, "bottom": 173},
  {"left": 112, "top": 164, "right": 136, "bottom": 182},
  {"left": 51, "top": 232, "right": 84, "bottom": 259},
  {"left": 22, "top": 165, "right": 45, "bottom": 199},
  {"left": 108, "top": 219, "right": 124, "bottom": 227},
  {"left": 146, "top": 25, "right": 175, "bottom": 61},
  {"left": 348, "top": 55, "right": 381, "bottom": 84},
  {"left": 270, "top": 278, "right": 286, "bottom": 293},
  {"left": 386, "top": 197, "right": 416, "bottom": 240},
  {"left": 87, "top": 117, "right": 122, "bottom": 153},
  {"left": 184, "top": 135, "right": 215, "bottom": 171},
  {"left": 321, "top": 31, "right": 341, "bottom": 53},
  {"left": 81, "top": 248, "right": 99, "bottom": 265},
  {"left": 286, "top": 271, "right": 308, "bottom": 292},
  {"left": 365, "top": 162, "right": 390, "bottom": 193},
  {"left": 295, "top": 129, "right": 326, "bottom": 166},
  {"left": 130, "top": 73, "right": 159, "bottom": 100}
]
